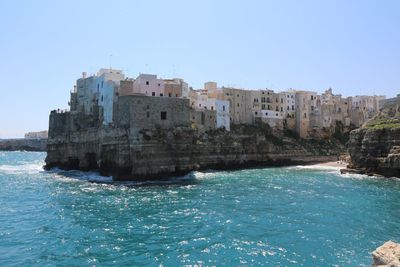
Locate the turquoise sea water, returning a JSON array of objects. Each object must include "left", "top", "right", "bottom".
[{"left": 0, "top": 152, "right": 399, "bottom": 266}]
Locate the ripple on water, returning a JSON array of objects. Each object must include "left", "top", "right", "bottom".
[{"left": 0, "top": 152, "right": 400, "bottom": 266}]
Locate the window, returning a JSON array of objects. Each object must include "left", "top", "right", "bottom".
[
  {"left": 287, "top": 106, "right": 289, "bottom": 110},
  {"left": 311, "top": 106, "right": 314, "bottom": 111},
  {"left": 146, "top": 81, "right": 149, "bottom": 85},
  {"left": 101, "top": 81, "right": 104, "bottom": 88},
  {"left": 255, "top": 111, "right": 258, "bottom": 115},
  {"left": 160, "top": 93, "right": 163, "bottom": 96},
  {"left": 147, "top": 105, "right": 149, "bottom": 109},
  {"left": 152, "top": 92, "right": 155, "bottom": 96},
  {"left": 311, "top": 95, "right": 314, "bottom": 100},
  {"left": 161, "top": 111, "right": 167, "bottom": 120},
  {"left": 262, "top": 104, "right": 266, "bottom": 109},
  {"left": 281, "top": 98, "right": 283, "bottom": 103},
  {"left": 176, "top": 94, "right": 178, "bottom": 97},
  {"left": 276, "top": 98, "right": 278, "bottom": 103},
  {"left": 304, "top": 112, "right": 307, "bottom": 118},
  {"left": 237, "top": 94, "right": 239, "bottom": 97},
  {"left": 223, "top": 105, "right": 225, "bottom": 111},
  {"left": 268, "top": 105, "right": 271, "bottom": 110},
  {"left": 261, "top": 97, "right": 266, "bottom": 103},
  {"left": 146, "top": 111, "right": 150, "bottom": 118},
  {"left": 158, "top": 83, "right": 161, "bottom": 86},
  {"left": 292, "top": 105, "right": 294, "bottom": 110},
  {"left": 199, "top": 104, "right": 202, "bottom": 107},
  {"left": 168, "top": 93, "right": 172, "bottom": 97},
  {"left": 276, "top": 107, "right": 279, "bottom": 111},
  {"left": 237, "top": 103, "right": 240, "bottom": 107},
  {"left": 211, "top": 106, "right": 214, "bottom": 110},
  {"left": 101, "top": 95, "right": 103, "bottom": 102},
  {"left": 281, "top": 107, "right": 283, "bottom": 112}
]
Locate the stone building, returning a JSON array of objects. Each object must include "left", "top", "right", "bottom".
[
  {"left": 190, "top": 86, "right": 230, "bottom": 131},
  {"left": 24, "top": 131, "right": 48, "bottom": 139},
  {"left": 164, "top": 78, "right": 189, "bottom": 98},
  {"left": 133, "top": 74, "right": 165, "bottom": 96},
  {"left": 295, "top": 90, "right": 318, "bottom": 138}
]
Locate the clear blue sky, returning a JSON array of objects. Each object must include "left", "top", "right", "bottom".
[{"left": 0, "top": 0, "right": 399, "bottom": 138}]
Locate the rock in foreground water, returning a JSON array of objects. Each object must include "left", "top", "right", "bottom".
[{"left": 372, "top": 241, "right": 400, "bottom": 267}]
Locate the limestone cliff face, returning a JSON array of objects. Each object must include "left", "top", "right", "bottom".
[
  {"left": 45, "top": 111, "right": 344, "bottom": 180},
  {"left": 347, "top": 127, "right": 400, "bottom": 177},
  {"left": 347, "top": 101, "right": 400, "bottom": 177}
]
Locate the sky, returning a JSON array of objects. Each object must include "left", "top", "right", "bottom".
[{"left": 0, "top": 0, "right": 399, "bottom": 138}]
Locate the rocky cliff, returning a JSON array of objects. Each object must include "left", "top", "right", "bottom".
[
  {"left": 0, "top": 138, "right": 47, "bottom": 152},
  {"left": 346, "top": 101, "right": 400, "bottom": 177},
  {"left": 45, "top": 111, "right": 345, "bottom": 181}
]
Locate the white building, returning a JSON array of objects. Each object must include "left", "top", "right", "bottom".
[
  {"left": 191, "top": 89, "right": 230, "bottom": 131},
  {"left": 96, "top": 68, "right": 125, "bottom": 124}
]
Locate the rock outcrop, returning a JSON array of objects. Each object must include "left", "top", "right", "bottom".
[
  {"left": 346, "top": 100, "right": 400, "bottom": 177},
  {"left": 0, "top": 138, "right": 47, "bottom": 152},
  {"left": 372, "top": 241, "right": 400, "bottom": 267},
  {"left": 45, "top": 111, "right": 345, "bottom": 180}
]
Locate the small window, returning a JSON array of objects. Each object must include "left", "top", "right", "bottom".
[
  {"left": 211, "top": 106, "right": 214, "bottom": 110},
  {"left": 223, "top": 105, "right": 225, "bottom": 111},
  {"left": 304, "top": 112, "right": 307, "bottom": 118},
  {"left": 147, "top": 105, "right": 149, "bottom": 109},
  {"left": 292, "top": 105, "right": 294, "bottom": 110},
  {"left": 311, "top": 106, "right": 314, "bottom": 111},
  {"left": 160, "top": 93, "right": 163, "bottom": 96},
  {"left": 101, "top": 95, "right": 103, "bottom": 102},
  {"left": 281, "top": 107, "right": 283, "bottom": 112},
  {"left": 158, "top": 83, "right": 161, "bottom": 86},
  {"left": 175, "top": 94, "right": 178, "bottom": 97},
  {"left": 168, "top": 93, "right": 172, "bottom": 97},
  {"left": 255, "top": 111, "right": 258, "bottom": 115},
  {"left": 152, "top": 92, "right": 155, "bottom": 96},
  {"left": 161, "top": 111, "right": 167, "bottom": 120},
  {"left": 101, "top": 81, "right": 104, "bottom": 88},
  {"left": 146, "top": 111, "right": 150, "bottom": 118},
  {"left": 146, "top": 81, "right": 149, "bottom": 85}
]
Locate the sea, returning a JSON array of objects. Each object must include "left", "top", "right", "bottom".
[{"left": 0, "top": 151, "right": 399, "bottom": 266}]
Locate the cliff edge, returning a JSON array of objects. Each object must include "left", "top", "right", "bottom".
[
  {"left": 346, "top": 100, "right": 400, "bottom": 177},
  {"left": 45, "top": 110, "right": 345, "bottom": 180}
]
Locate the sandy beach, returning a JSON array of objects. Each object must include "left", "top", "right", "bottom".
[{"left": 315, "top": 161, "right": 347, "bottom": 168}]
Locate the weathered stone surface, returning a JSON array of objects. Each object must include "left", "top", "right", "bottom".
[
  {"left": 0, "top": 138, "right": 47, "bottom": 152},
  {"left": 372, "top": 241, "right": 400, "bottom": 267},
  {"left": 45, "top": 111, "right": 345, "bottom": 180},
  {"left": 347, "top": 103, "right": 400, "bottom": 177}
]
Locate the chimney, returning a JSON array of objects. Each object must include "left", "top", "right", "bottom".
[{"left": 82, "top": 72, "right": 87, "bottom": 79}]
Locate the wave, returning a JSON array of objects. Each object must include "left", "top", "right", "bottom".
[
  {"left": 0, "top": 162, "right": 44, "bottom": 174},
  {"left": 288, "top": 164, "right": 343, "bottom": 171}
]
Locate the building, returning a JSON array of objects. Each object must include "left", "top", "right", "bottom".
[
  {"left": 133, "top": 74, "right": 165, "bottom": 96},
  {"left": 24, "top": 131, "right": 48, "bottom": 139}
]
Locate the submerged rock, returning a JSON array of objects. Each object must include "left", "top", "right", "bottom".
[{"left": 372, "top": 241, "right": 400, "bottom": 267}]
